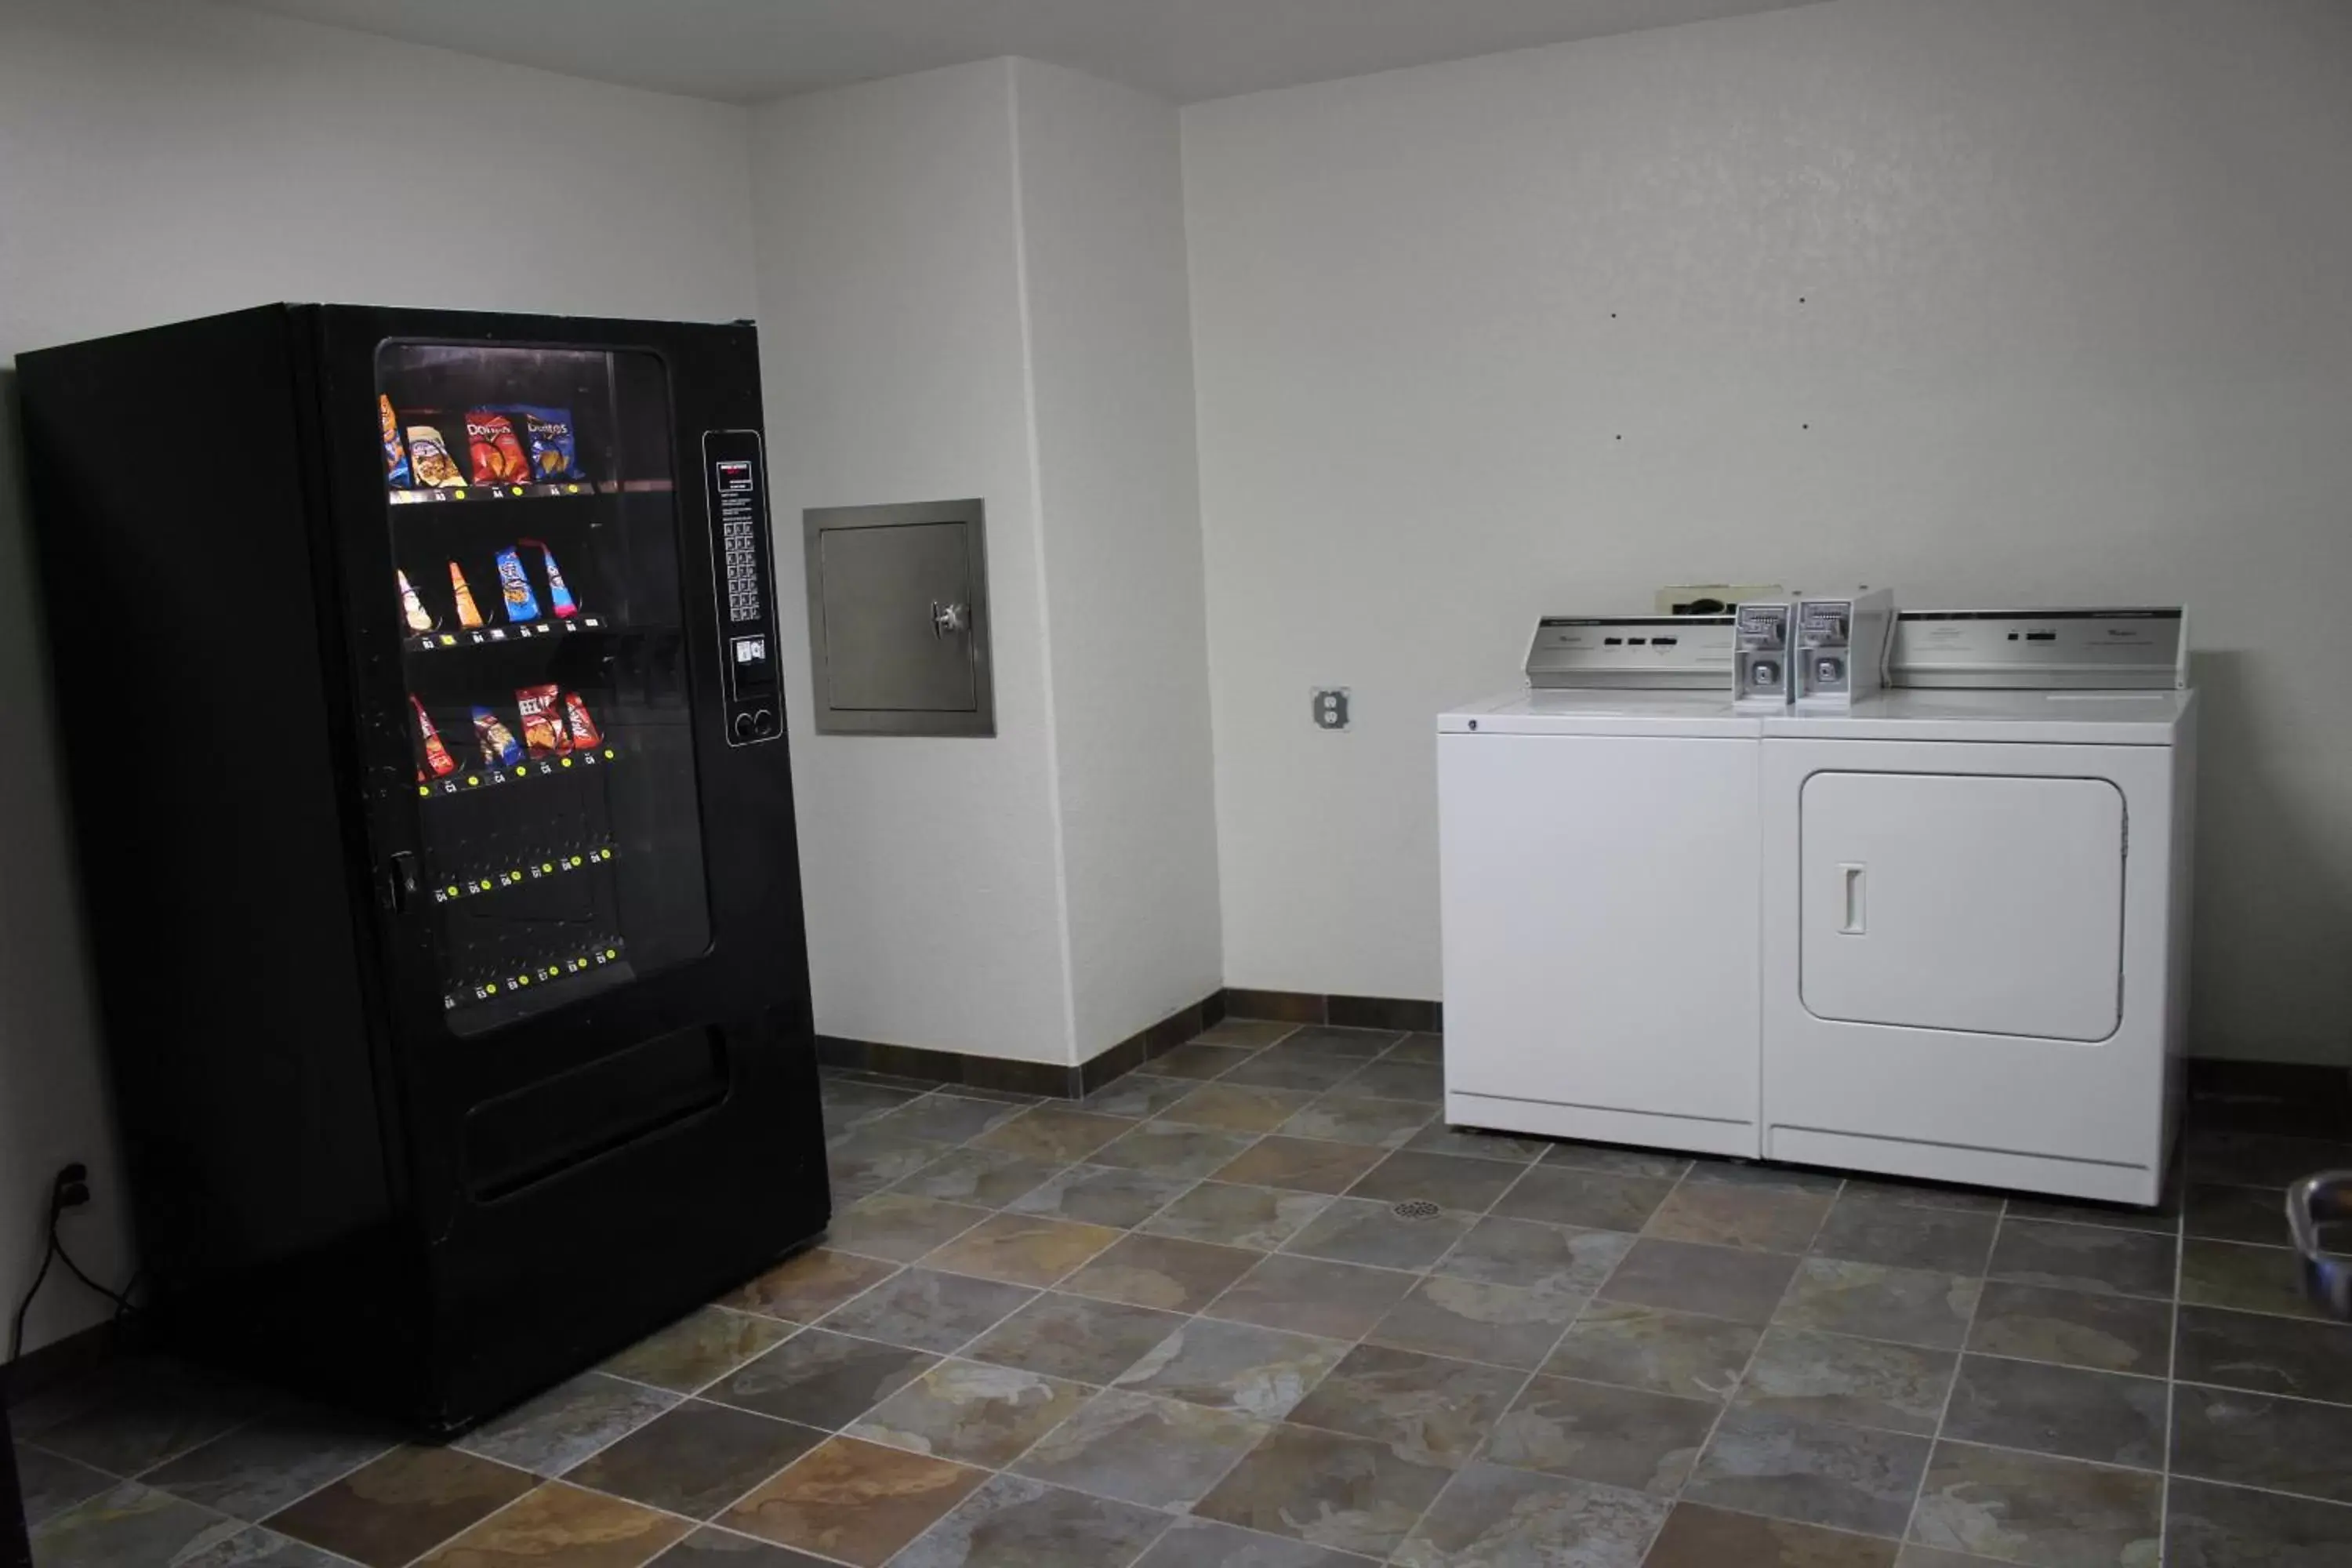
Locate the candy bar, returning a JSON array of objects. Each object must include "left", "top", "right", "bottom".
[{"left": 494, "top": 546, "right": 541, "bottom": 623}]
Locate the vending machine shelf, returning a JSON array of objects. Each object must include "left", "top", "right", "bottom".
[
  {"left": 428, "top": 844, "right": 616, "bottom": 905},
  {"left": 387, "top": 479, "right": 674, "bottom": 507},
  {"left": 405, "top": 615, "right": 610, "bottom": 653},
  {"left": 444, "top": 937, "right": 630, "bottom": 1014},
  {"left": 419, "top": 746, "right": 621, "bottom": 799}
]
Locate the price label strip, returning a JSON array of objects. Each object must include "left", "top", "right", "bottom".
[
  {"left": 444, "top": 938, "right": 626, "bottom": 1012},
  {"left": 419, "top": 747, "right": 617, "bottom": 799},
  {"left": 428, "top": 844, "right": 615, "bottom": 905}
]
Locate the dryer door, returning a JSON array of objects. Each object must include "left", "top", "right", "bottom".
[
  {"left": 1761, "top": 737, "right": 2182, "bottom": 1205},
  {"left": 1801, "top": 773, "right": 2125, "bottom": 1041}
]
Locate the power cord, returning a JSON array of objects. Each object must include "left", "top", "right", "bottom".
[{"left": 7, "top": 1163, "right": 136, "bottom": 1363}]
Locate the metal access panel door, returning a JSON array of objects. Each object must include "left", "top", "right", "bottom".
[
  {"left": 1801, "top": 771, "right": 2125, "bottom": 1041},
  {"left": 804, "top": 499, "right": 993, "bottom": 735}
]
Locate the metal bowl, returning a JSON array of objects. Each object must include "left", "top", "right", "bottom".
[{"left": 2285, "top": 1171, "right": 2352, "bottom": 1319}]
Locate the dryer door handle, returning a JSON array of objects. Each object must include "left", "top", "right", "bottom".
[{"left": 1838, "top": 863, "right": 1867, "bottom": 935}]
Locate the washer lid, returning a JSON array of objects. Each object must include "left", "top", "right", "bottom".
[
  {"left": 1769, "top": 688, "right": 2193, "bottom": 745},
  {"left": 1439, "top": 689, "right": 1760, "bottom": 738}
]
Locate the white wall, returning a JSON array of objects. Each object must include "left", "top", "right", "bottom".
[
  {"left": 0, "top": 0, "right": 756, "bottom": 1354},
  {"left": 1185, "top": 0, "right": 2352, "bottom": 1062},
  {"left": 751, "top": 61, "right": 1078, "bottom": 1065},
  {"left": 1011, "top": 60, "right": 1224, "bottom": 1054},
  {"left": 751, "top": 57, "right": 1221, "bottom": 1068}
]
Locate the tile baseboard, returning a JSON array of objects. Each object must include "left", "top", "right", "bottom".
[
  {"left": 818, "top": 991, "right": 1225, "bottom": 1100},
  {"left": 2, "top": 1313, "right": 122, "bottom": 1409},
  {"left": 1221, "top": 988, "right": 1443, "bottom": 1033},
  {"left": 2183, "top": 1056, "right": 2352, "bottom": 1138}
]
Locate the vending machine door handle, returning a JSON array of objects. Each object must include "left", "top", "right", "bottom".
[{"left": 379, "top": 851, "right": 418, "bottom": 914}]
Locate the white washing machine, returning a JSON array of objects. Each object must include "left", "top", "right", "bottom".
[
  {"left": 1439, "top": 615, "right": 1765, "bottom": 1158},
  {"left": 1760, "top": 609, "right": 2195, "bottom": 1204}
]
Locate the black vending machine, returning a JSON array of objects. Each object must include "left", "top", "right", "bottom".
[{"left": 18, "top": 305, "right": 829, "bottom": 1432}]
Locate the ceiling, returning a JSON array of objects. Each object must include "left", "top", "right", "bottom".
[{"left": 220, "top": 0, "right": 1826, "bottom": 106}]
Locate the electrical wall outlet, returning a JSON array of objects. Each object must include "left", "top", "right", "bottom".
[{"left": 1312, "top": 688, "right": 1351, "bottom": 731}]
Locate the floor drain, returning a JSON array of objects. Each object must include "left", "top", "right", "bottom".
[{"left": 1392, "top": 1200, "right": 1442, "bottom": 1220}]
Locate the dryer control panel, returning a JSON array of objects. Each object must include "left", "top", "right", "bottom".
[{"left": 1889, "top": 608, "right": 2187, "bottom": 689}]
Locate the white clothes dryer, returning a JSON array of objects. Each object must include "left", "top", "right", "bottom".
[{"left": 1759, "top": 610, "right": 2194, "bottom": 1203}]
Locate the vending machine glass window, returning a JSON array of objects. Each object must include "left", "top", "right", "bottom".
[{"left": 378, "top": 344, "right": 711, "bottom": 1033}]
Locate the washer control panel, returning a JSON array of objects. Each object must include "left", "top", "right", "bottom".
[
  {"left": 1523, "top": 615, "right": 1735, "bottom": 689},
  {"left": 702, "top": 430, "right": 782, "bottom": 746}
]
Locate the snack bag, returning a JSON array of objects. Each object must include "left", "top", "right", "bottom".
[
  {"left": 472, "top": 706, "right": 524, "bottom": 768},
  {"left": 561, "top": 692, "right": 604, "bottom": 749},
  {"left": 515, "top": 684, "right": 572, "bottom": 758},
  {"left": 448, "top": 561, "right": 485, "bottom": 630},
  {"left": 513, "top": 405, "right": 582, "bottom": 482},
  {"left": 520, "top": 538, "right": 578, "bottom": 618},
  {"left": 494, "top": 546, "right": 541, "bottom": 622},
  {"left": 397, "top": 568, "right": 434, "bottom": 633},
  {"left": 407, "top": 423, "right": 466, "bottom": 488},
  {"left": 379, "top": 395, "right": 410, "bottom": 486},
  {"left": 465, "top": 409, "right": 531, "bottom": 486},
  {"left": 412, "top": 695, "right": 457, "bottom": 777}
]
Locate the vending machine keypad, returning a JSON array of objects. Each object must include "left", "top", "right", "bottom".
[{"left": 702, "top": 430, "right": 782, "bottom": 745}]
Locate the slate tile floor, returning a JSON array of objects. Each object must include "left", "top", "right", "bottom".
[{"left": 13, "top": 1025, "right": 2352, "bottom": 1567}]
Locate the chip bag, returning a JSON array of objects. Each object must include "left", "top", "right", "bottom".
[
  {"left": 448, "top": 561, "right": 485, "bottom": 630},
  {"left": 397, "top": 568, "right": 434, "bottom": 633},
  {"left": 515, "top": 684, "right": 572, "bottom": 758},
  {"left": 465, "top": 410, "right": 531, "bottom": 486},
  {"left": 407, "top": 423, "right": 465, "bottom": 488},
  {"left": 494, "top": 546, "right": 541, "bottom": 623},
  {"left": 412, "top": 695, "right": 457, "bottom": 777},
  {"left": 380, "top": 395, "right": 410, "bottom": 486},
  {"left": 511, "top": 405, "right": 583, "bottom": 483},
  {"left": 472, "top": 706, "right": 524, "bottom": 768},
  {"left": 561, "top": 691, "right": 603, "bottom": 750}
]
